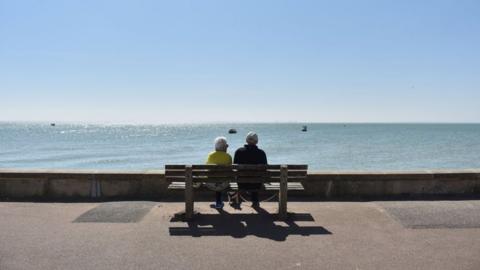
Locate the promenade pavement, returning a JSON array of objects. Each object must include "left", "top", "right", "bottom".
[{"left": 1, "top": 200, "right": 480, "bottom": 270}]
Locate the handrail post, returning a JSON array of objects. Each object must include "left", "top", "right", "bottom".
[
  {"left": 185, "top": 165, "right": 194, "bottom": 220},
  {"left": 278, "top": 164, "right": 288, "bottom": 220}
]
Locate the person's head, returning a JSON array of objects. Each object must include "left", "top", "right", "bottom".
[
  {"left": 214, "top": 136, "right": 228, "bottom": 152},
  {"left": 245, "top": 131, "right": 258, "bottom": 145}
]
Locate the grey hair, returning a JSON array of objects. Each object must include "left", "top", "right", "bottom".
[
  {"left": 246, "top": 132, "right": 258, "bottom": 145},
  {"left": 214, "top": 136, "right": 228, "bottom": 151}
]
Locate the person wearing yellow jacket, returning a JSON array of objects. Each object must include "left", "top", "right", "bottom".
[{"left": 205, "top": 137, "right": 232, "bottom": 209}]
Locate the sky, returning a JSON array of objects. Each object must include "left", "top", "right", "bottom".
[{"left": 1, "top": 0, "right": 479, "bottom": 123}]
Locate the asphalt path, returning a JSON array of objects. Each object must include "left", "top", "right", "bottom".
[{"left": 1, "top": 201, "right": 480, "bottom": 270}]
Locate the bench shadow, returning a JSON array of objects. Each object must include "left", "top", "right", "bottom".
[{"left": 169, "top": 206, "right": 332, "bottom": 241}]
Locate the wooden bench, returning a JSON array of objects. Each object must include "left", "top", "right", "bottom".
[{"left": 165, "top": 164, "right": 308, "bottom": 220}]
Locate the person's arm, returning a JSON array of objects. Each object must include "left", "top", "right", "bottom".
[
  {"left": 233, "top": 150, "right": 240, "bottom": 164},
  {"left": 261, "top": 150, "right": 267, "bottom": 164}
]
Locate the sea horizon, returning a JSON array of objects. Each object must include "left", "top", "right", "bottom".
[
  {"left": 1, "top": 122, "right": 480, "bottom": 171},
  {"left": 2, "top": 120, "right": 480, "bottom": 125}
]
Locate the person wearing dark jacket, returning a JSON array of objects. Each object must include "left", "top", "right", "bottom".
[{"left": 233, "top": 131, "right": 267, "bottom": 207}]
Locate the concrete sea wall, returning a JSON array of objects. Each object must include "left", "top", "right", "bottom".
[{"left": 1, "top": 169, "right": 480, "bottom": 201}]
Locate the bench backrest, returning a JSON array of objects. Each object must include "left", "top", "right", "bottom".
[{"left": 165, "top": 164, "right": 308, "bottom": 183}]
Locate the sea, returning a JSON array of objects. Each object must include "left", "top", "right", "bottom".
[{"left": 1, "top": 122, "right": 479, "bottom": 171}]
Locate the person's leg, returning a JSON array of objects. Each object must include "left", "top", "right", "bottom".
[
  {"left": 251, "top": 191, "right": 259, "bottom": 207},
  {"left": 216, "top": 191, "right": 222, "bottom": 203},
  {"left": 215, "top": 191, "right": 224, "bottom": 208}
]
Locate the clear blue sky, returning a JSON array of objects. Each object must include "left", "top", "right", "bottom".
[{"left": 1, "top": 0, "right": 479, "bottom": 123}]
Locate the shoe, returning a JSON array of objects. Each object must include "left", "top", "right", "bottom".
[
  {"left": 229, "top": 201, "right": 241, "bottom": 209},
  {"left": 214, "top": 201, "right": 224, "bottom": 209}
]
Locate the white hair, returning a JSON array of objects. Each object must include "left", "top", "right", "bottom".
[
  {"left": 246, "top": 132, "right": 258, "bottom": 145},
  {"left": 214, "top": 136, "right": 228, "bottom": 151}
]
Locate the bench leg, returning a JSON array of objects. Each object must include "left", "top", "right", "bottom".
[
  {"left": 185, "top": 166, "right": 194, "bottom": 220},
  {"left": 278, "top": 165, "right": 288, "bottom": 220}
]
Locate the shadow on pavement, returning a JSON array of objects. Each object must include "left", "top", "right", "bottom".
[{"left": 169, "top": 206, "right": 332, "bottom": 241}]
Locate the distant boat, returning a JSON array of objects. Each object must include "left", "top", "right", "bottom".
[
  {"left": 50, "top": 123, "right": 56, "bottom": 127},
  {"left": 301, "top": 125, "right": 307, "bottom": 132},
  {"left": 228, "top": 129, "right": 237, "bottom": 134}
]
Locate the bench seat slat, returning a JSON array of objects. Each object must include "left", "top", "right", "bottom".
[
  {"left": 190, "top": 165, "right": 267, "bottom": 170},
  {"left": 166, "top": 164, "right": 308, "bottom": 171},
  {"left": 264, "top": 182, "right": 304, "bottom": 190},
  {"left": 165, "top": 176, "right": 186, "bottom": 180},
  {"left": 166, "top": 176, "right": 307, "bottom": 182},
  {"left": 166, "top": 170, "right": 306, "bottom": 177},
  {"left": 234, "top": 176, "right": 306, "bottom": 182},
  {"left": 165, "top": 171, "right": 187, "bottom": 177},
  {"left": 195, "top": 171, "right": 306, "bottom": 177},
  {"left": 266, "top": 176, "right": 307, "bottom": 180},
  {"left": 168, "top": 182, "right": 239, "bottom": 190},
  {"left": 168, "top": 182, "right": 304, "bottom": 191},
  {"left": 165, "top": 165, "right": 186, "bottom": 169},
  {"left": 193, "top": 171, "right": 276, "bottom": 177},
  {"left": 191, "top": 177, "right": 233, "bottom": 182},
  {"left": 166, "top": 165, "right": 307, "bottom": 169}
]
